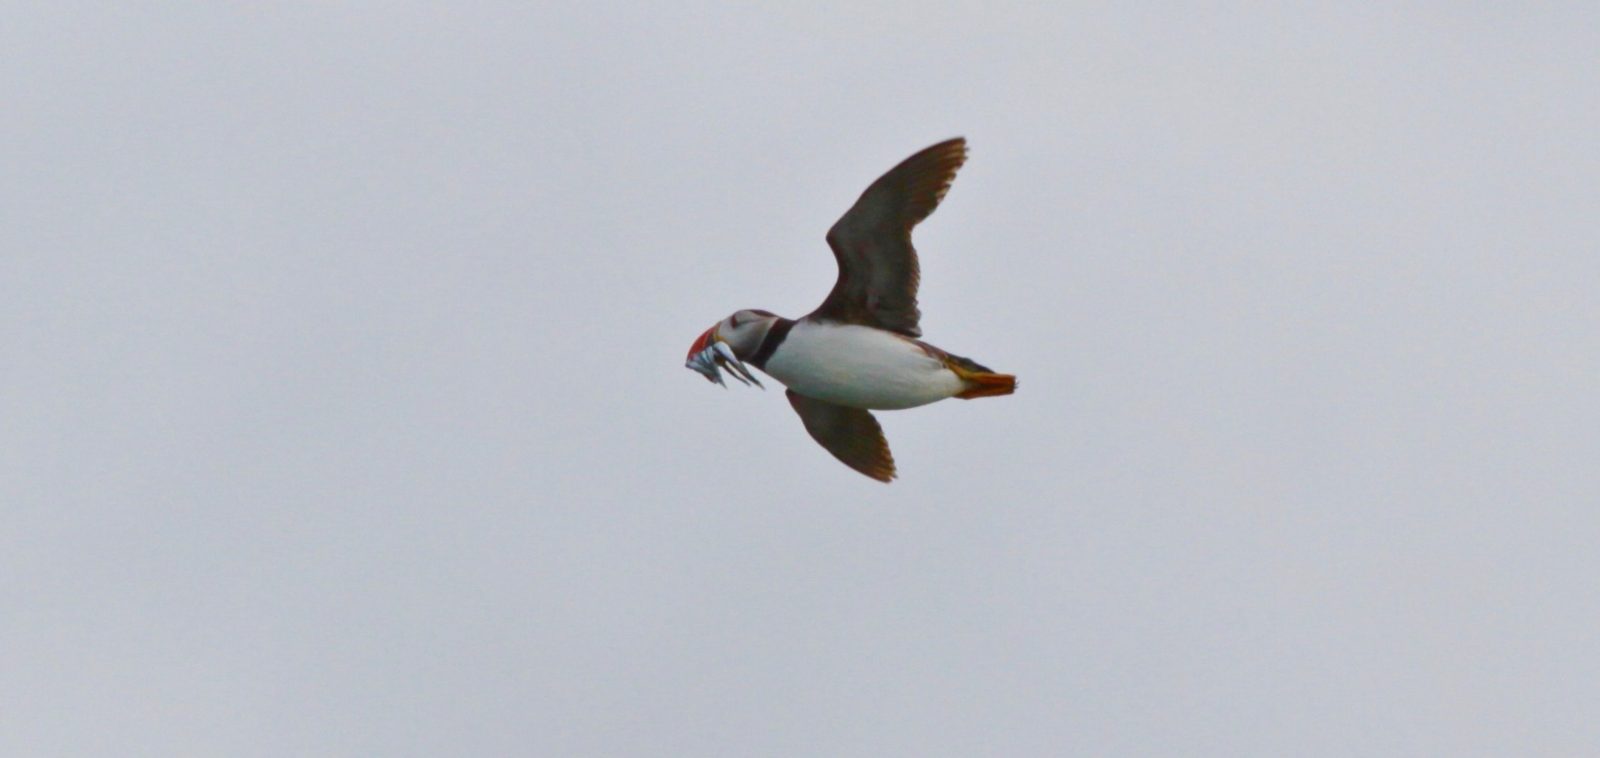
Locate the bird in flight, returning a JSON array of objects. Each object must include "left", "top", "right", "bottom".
[{"left": 685, "top": 137, "right": 1014, "bottom": 482}]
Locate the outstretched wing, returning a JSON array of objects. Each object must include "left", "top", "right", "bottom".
[
  {"left": 808, "top": 137, "right": 968, "bottom": 338},
  {"left": 786, "top": 390, "right": 896, "bottom": 482}
]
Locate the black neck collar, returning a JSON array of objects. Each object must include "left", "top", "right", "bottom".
[{"left": 747, "top": 318, "right": 795, "bottom": 370}]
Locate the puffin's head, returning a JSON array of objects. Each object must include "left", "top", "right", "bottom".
[{"left": 685, "top": 308, "right": 780, "bottom": 388}]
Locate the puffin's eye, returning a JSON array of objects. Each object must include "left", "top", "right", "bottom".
[{"left": 729, "top": 315, "right": 742, "bottom": 328}]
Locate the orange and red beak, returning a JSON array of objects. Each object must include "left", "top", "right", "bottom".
[
  {"left": 685, "top": 324, "right": 762, "bottom": 388},
  {"left": 686, "top": 326, "right": 717, "bottom": 364}
]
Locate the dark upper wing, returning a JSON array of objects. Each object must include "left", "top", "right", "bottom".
[
  {"left": 786, "top": 390, "right": 896, "bottom": 482},
  {"left": 808, "top": 137, "right": 968, "bottom": 338}
]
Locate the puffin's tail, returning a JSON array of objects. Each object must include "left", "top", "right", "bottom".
[
  {"left": 956, "top": 372, "right": 1016, "bottom": 399},
  {"left": 944, "top": 355, "right": 1017, "bottom": 400}
]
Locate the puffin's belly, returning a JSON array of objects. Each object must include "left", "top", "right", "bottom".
[{"left": 762, "top": 321, "right": 963, "bottom": 410}]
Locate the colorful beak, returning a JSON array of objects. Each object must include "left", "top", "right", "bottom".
[
  {"left": 686, "top": 326, "right": 716, "bottom": 363},
  {"left": 684, "top": 326, "right": 763, "bottom": 389},
  {"left": 686, "top": 327, "right": 723, "bottom": 385}
]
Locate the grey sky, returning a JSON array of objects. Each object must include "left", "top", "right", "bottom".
[{"left": 4, "top": 4, "right": 1598, "bottom": 756}]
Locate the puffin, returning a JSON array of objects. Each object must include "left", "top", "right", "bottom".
[{"left": 685, "top": 137, "right": 1014, "bottom": 482}]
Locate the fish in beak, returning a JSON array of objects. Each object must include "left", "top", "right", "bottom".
[{"left": 685, "top": 326, "right": 763, "bottom": 389}]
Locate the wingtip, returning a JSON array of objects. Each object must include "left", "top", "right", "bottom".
[
  {"left": 865, "top": 459, "right": 898, "bottom": 483},
  {"left": 936, "top": 136, "right": 968, "bottom": 160},
  {"left": 925, "top": 136, "right": 968, "bottom": 165}
]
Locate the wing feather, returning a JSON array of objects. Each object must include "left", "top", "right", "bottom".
[
  {"left": 809, "top": 137, "right": 968, "bottom": 337},
  {"left": 786, "top": 390, "right": 896, "bottom": 482}
]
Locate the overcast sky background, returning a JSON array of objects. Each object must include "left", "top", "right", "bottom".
[{"left": 5, "top": 4, "right": 1599, "bottom": 756}]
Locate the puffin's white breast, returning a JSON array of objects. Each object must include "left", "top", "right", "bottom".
[{"left": 761, "top": 320, "right": 963, "bottom": 410}]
